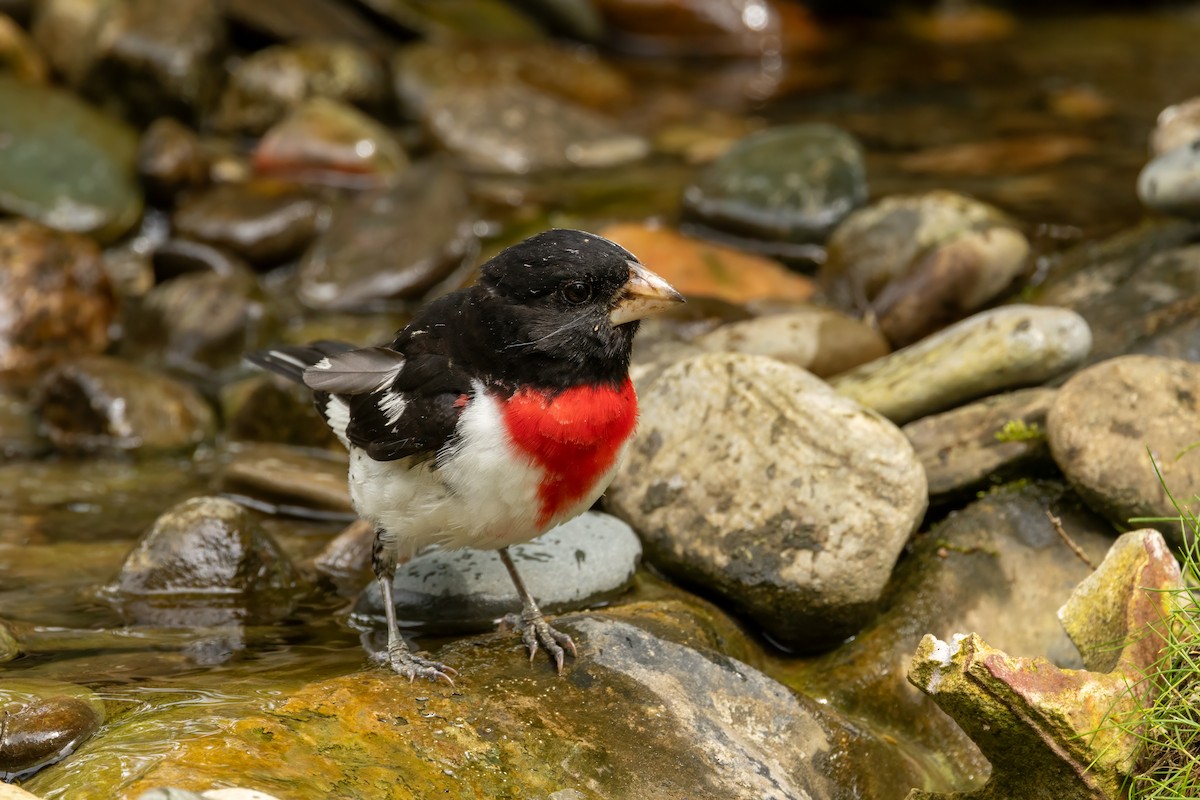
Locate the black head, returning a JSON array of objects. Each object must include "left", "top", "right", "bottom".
[{"left": 470, "top": 229, "right": 682, "bottom": 389}]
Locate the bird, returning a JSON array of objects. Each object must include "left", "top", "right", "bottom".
[{"left": 247, "top": 229, "right": 684, "bottom": 682}]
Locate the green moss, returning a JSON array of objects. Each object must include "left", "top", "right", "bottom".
[{"left": 994, "top": 419, "right": 1046, "bottom": 443}]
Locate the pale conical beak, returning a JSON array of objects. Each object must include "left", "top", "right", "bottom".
[{"left": 609, "top": 261, "right": 685, "bottom": 326}]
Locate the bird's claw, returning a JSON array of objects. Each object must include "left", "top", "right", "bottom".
[
  {"left": 372, "top": 643, "right": 457, "bottom": 685},
  {"left": 501, "top": 611, "right": 577, "bottom": 673}
]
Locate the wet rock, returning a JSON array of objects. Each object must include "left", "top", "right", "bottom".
[
  {"left": 0, "top": 76, "right": 142, "bottom": 241},
  {"left": 607, "top": 353, "right": 926, "bottom": 650},
  {"left": 394, "top": 40, "right": 632, "bottom": 115},
  {"left": 355, "top": 512, "right": 640, "bottom": 633},
  {"left": 508, "top": 0, "right": 603, "bottom": 40},
  {"left": 106, "top": 496, "right": 300, "bottom": 627},
  {"left": 831, "top": 305, "right": 1092, "bottom": 425},
  {"left": 253, "top": 98, "right": 407, "bottom": 188},
  {"left": 0, "top": 12, "right": 46, "bottom": 82},
  {"left": 33, "top": 0, "right": 225, "bottom": 125},
  {"left": 1035, "top": 225, "right": 1200, "bottom": 364},
  {"left": 0, "top": 679, "right": 104, "bottom": 781},
  {"left": 151, "top": 238, "right": 247, "bottom": 282},
  {"left": 214, "top": 41, "right": 388, "bottom": 136},
  {"left": 1047, "top": 355, "right": 1200, "bottom": 547},
  {"left": 0, "top": 391, "right": 47, "bottom": 458},
  {"left": 27, "top": 601, "right": 932, "bottom": 800},
  {"left": 820, "top": 191, "right": 1030, "bottom": 347},
  {"left": 903, "top": 388, "right": 1055, "bottom": 498},
  {"left": 418, "top": 82, "right": 647, "bottom": 174},
  {"left": 298, "top": 160, "right": 476, "bottom": 311},
  {"left": 897, "top": 135, "right": 1094, "bottom": 176},
  {"left": 696, "top": 305, "right": 890, "bottom": 378},
  {"left": 137, "top": 790, "right": 285, "bottom": 800},
  {"left": 682, "top": 124, "right": 867, "bottom": 258},
  {"left": 1137, "top": 140, "right": 1200, "bottom": 217},
  {"left": 217, "top": 442, "right": 351, "bottom": 516},
  {"left": 357, "top": 0, "right": 543, "bottom": 40},
  {"left": 598, "top": 223, "right": 815, "bottom": 304},
  {"left": 137, "top": 119, "right": 208, "bottom": 205},
  {"left": 901, "top": 2, "right": 1015, "bottom": 44},
  {"left": 0, "top": 220, "right": 116, "bottom": 386},
  {"left": 906, "top": 529, "right": 1183, "bottom": 800},
  {"left": 122, "top": 268, "right": 272, "bottom": 378},
  {"left": 788, "top": 481, "right": 1116, "bottom": 782},
  {"left": 221, "top": 0, "right": 389, "bottom": 47},
  {"left": 220, "top": 376, "right": 340, "bottom": 449},
  {"left": 1150, "top": 96, "right": 1200, "bottom": 156},
  {"left": 0, "top": 618, "right": 18, "bottom": 662},
  {"left": 34, "top": 356, "right": 216, "bottom": 453},
  {"left": 171, "top": 181, "right": 325, "bottom": 268},
  {"left": 594, "top": 0, "right": 822, "bottom": 56}
]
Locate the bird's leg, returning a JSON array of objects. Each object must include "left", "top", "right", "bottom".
[
  {"left": 370, "top": 530, "right": 456, "bottom": 684},
  {"left": 498, "top": 546, "right": 577, "bottom": 673}
]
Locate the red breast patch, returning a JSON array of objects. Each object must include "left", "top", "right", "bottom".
[{"left": 500, "top": 378, "right": 638, "bottom": 527}]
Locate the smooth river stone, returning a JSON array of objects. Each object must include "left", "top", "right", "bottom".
[
  {"left": 0, "top": 679, "right": 105, "bottom": 781},
  {"left": 353, "top": 512, "right": 640, "bottom": 633},
  {"left": 1138, "top": 140, "right": 1200, "bottom": 218},
  {"left": 0, "top": 76, "right": 142, "bottom": 242},
  {"left": 830, "top": 305, "right": 1092, "bottom": 425}
]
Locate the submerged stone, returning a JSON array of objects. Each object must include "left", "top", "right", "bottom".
[
  {"left": 354, "top": 512, "right": 641, "bottom": 633},
  {"left": 0, "top": 76, "right": 142, "bottom": 241},
  {"left": 608, "top": 353, "right": 927, "bottom": 650}
]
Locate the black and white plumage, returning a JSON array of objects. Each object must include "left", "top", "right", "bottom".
[{"left": 247, "top": 229, "right": 683, "bottom": 681}]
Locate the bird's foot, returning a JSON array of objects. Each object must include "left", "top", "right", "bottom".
[
  {"left": 371, "top": 642, "right": 457, "bottom": 685},
  {"left": 500, "top": 611, "right": 577, "bottom": 673}
]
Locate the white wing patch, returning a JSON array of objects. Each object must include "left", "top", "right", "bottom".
[
  {"left": 323, "top": 395, "right": 352, "bottom": 449},
  {"left": 379, "top": 390, "right": 408, "bottom": 426}
]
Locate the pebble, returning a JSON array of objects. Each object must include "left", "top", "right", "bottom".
[
  {"left": 902, "top": 387, "right": 1055, "bottom": 497},
  {"left": 253, "top": 98, "right": 408, "bottom": 188},
  {"left": 218, "top": 442, "right": 351, "bottom": 516},
  {"left": 1047, "top": 355, "right": 1200, "bottom": 548},
  {"left": 1137, "top": 140, "right": 1200, "bottom": 217},
  {"left": 682, "top": 124, "right": 867, "bottom": 252},
  {"left": 137, "top": 119, "right": 209, "bottom": 205},
  {"left": 695, "top": 305, "right": 889, "bottom": 378},
  {"left": 0, "top": 76, "right": 142, "bottom": 241},
  {"left": 830, "top": 305, "right": 1092, "bottom": 425},
  {"left": 298, "top": 160, "right": 477, "bottom": 311},
  {"left": 594, "top": 0, "right": 823, "bottom": 56},
  {"left": 820, "top": 191, "right": 1030, "bottom": 346},
  {"left": 607, "top": 353, "right": 927, "bottom": 650},
  {"left": 214, "top": 41, "right": 389, "bottom": 136},
  {"left": 0, "top": 11, "right": 45, "bottom": 82},
  {"left": 354, "top": 512, "right": 640, "bottom": 633},
  {"left": 171, "top": 181, "right": 325, "bottom": 268},
  {"left": 0, "top": 220, "right": 116, "bottom": 385},
  {"left": 106, "top": 496, "right": 300, "bottom": 626},
  {"left": 598, "top": 223, "right": 815, "bottom": 304},
  {"left": 0, "top": 679, "right": 104, "bottom": 781},
  {"left": 1150, "top": 96, "right": 1200, "bottom": 156},
  {"left": 220, "top": 376, "right": 341, "bottom": 450},
  {"left": 221, "top": 0, "right": 389, "bottom": 48},
  {"left": 34, "top": 356, "right": 216, "bottom": 453}
]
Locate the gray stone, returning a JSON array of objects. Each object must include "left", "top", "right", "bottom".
[
  {"left": 695, "top": 305, "right": 890, "bottom": 378},
  {"left": 903, "top": 388, "right": 1055, "bottom": 497},
  {"left": 1047, "top": 355, "right": 1200, "bottom": 547},
  {"left": 1138, "top": 141, "right": 1200, "bottom": 217},
  {"left": 0, "top": 76, "right": 142, "bottom": 242},
  {"left": 298, "top": 160, "right": 477, "bottom": 311},
  {"left": 418, "top": 83, "right": 648, "bottom": 174},
  {"left": 683, "top": 123, "right": 867, "bottom": 248},
  {"left": 106, "top": 496, "right": 300, "bottom": 627},
  {"left": 214, "top": 41, "right": 389, "bottom": 136},
  {"left": 34, "top": 356, "right": 216, "bottom": 453},
  {"left": 1150, "top": 97, "right": 1200, "bottom": 156},
  {"left": 171, "top": 181, "right": 325, "bottom": 268},
  {"left": 354, "top": 512, "right": 641, "bottom": 633},
  {"left": 830, "top": 305, "right": 1092, "bottom": 425},
  {"left": 820, "top": 191, "right": 1029, "bottom": 346},
  {"left": 607, "top": 353, "right": 927, "bottom": 650}
]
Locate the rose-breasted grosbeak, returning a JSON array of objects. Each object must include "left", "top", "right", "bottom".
[{"left": 248, "top": 229, "right": 683, "bottom": 682}]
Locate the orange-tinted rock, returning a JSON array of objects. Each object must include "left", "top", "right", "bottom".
[
  {"left": 599, "top": 223, "right": 815, "bottom": 304},
  {"left": 898, "top": 135, "right": 1095, "bottom": 176},
  {"left": 0, "top": 220, "right": 116, "bottom": 387},
  {"left": 901, "top": 3, "right": 1016, "bottom": 44},
  {"left": 0, "top": 12, "right": 46, "bottom": 83}
]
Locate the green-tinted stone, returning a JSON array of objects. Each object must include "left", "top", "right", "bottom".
[{"left": 0, "top": 76, "right": 142, "bottom": 241}]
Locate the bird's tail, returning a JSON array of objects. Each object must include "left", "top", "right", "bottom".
[{"left": 244, "top": 341, "right": 356, "bottom": 385}]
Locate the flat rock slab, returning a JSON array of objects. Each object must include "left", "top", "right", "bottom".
[
  {"left": 608, "top": 353, "right": 926, "bottom": 650},
  {"left": 1047, "top": 354, "right": 1200, "bottom": 546},
  {"left": 831, "top": 305, "right": 1091, "bottom": 425},
  {"left": 354, "top": 512, "right": 641, "bottom": 632}
]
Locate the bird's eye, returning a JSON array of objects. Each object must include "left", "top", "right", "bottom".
[{"left": 560, "top": 280, "right": 593, "bottom": 305}]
